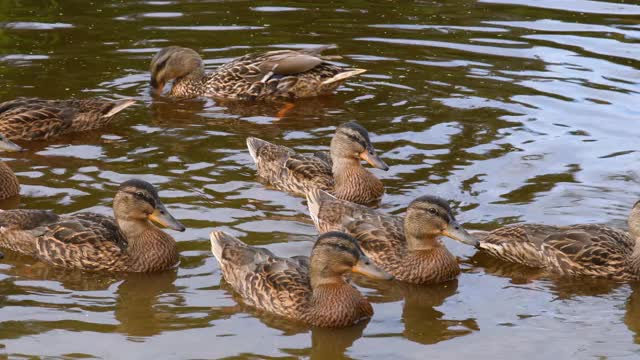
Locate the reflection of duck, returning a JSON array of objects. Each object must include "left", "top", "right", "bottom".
[
  {"left": 0, "top": 97, "right": 135, "bottom": 141},
  {"left": 150, "top": 45, "right": 365, "bottom": 100},
  {"left": 473, "top": 201, "right": 640, "bottom": 280},
  {"left": 217, "top": 293, "right": 368, "bottom": 360},
  {"left": 0, "top": 179, "right": 185, "bottom": 272},
  {"left": 625, "top": 283, "right": 640, "bottom": 343},
  {"left": 210, "top": 231, "right": 391, "bottom": 327},
  {"left": 308, "top": 190, "right": 477, "bottom": 284},
  {"left": 0, "top": 252, "right": 120, "bottom": 291},
  {"left": 248, "top": 121, "right": 388, "bottom": 206},
  {"left": 309, "top": 321, "right": 367, "bottom": 360},
  {"left": 148, "top": 88, "right": 350, "bottom": 122},
  {"left": 114, "top": 271, "right": 189, "bottom": 337},
  {"left": 369, "top": 279, "right": 478, "bottom": 345},
  {"left": 0, "top": 134, "right": 22, "bottom": 200},
  {"left": 468, "top": 251, "right": 622, "bottom": 298}
]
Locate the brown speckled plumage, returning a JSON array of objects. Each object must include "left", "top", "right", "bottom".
[
  {"left": 0, "top": 179, "right": 185, "bottom": 272},
  {"left": 210, "top": 231, "right": 388, "bottom": 327},
  {"left": 0, "top": 97, "right": 136, "bottom": 141},
  {"left": 246, "top": 121, "right": 387, "bottom": 206},
  {"left": 307, "top": 190, "right": 477, "bottom": 284},
  {"left": 150, "top": 45, "right": 366, "bottom": 100},
  {"left": 476, "top": 210, "right": 640, "bottom": 281},
  {"left": 0, "top": 133, "right": 22, "bottom": 200},
  {"left": 0, "top": 161, "right": 19, "bottom": 200}
]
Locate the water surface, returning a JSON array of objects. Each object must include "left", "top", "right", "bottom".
[{"left": 1, "top": 0, "right": 639, "bottom": 358}]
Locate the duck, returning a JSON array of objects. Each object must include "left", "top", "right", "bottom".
[
  {"left": 150, "top": 45, "right": 366, "bottom": 100},
  {"left": 0, "top": 97, "right": 136, "bottom": 141},
  {"left": 473, "top": 201, "right": 640, "bottom": 281},
  {"left": 306, "top": 189, "right": 478, "bottom": 284},
  {"left": 0, "top": 179, "right": 185, "bottom": 272},
  {"left": 0, "top": 133, "right": 23, "bottom": 200},
  {"left": 210, "top": 230, "right": 392, "bottom": 328},
  {"left": 247, "top": 121, "right": 388, "bottom": 206}
]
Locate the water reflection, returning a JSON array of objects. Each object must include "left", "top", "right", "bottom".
[
  {"left": 367, "top": 279, "right": 478, "bottom": 344},
  {"left": 1, "top": 0, "right": 640, "bottom": 358}
]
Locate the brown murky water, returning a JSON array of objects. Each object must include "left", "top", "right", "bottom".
[{"left": 1, "top": 0, "right": 640, "bottom": 358}]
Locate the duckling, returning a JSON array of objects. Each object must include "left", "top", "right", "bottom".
[
  {"left": 247, "top": 121, "right": 388, "bottom": 206},
  {"left": 307, "top": 190, "right": 478, "bottom": 284},
  {"left": 0, "top": 134, "right": 22, "bottom": 200},
  {"left": 210, "top": 230, "right": 392, "bottom": 328},
  {"left": 0, "top": 179, "right": 185, "bottom": 272},
  {"left": 150, "top": 45, "right": 366, "bottom": 100},
  {"left": 473, "top": 201, "right": 640, "bottom": 281},
  {"left": 0, "top": 97, "right": 136, "bottom": 141}
]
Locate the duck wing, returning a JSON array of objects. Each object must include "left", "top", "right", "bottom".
[
  {"left": 0, "top": 98, "right": 73, "bottom": 140},
  {"left": 211, "top": 232, "right": 311, "bottom": 317},
  {"left": 0, "top": 209, "right": 127, "bottom": 270},
  {"left": 0, "top": 98, "right": 134, "bottom": 140},
  {"left": 540, "top": 224, "right": 634, "bottom": 277},
  {"left": 247, "top": 137, "right": 333, "bottom": 196},
  {"left": 208, "top": 46, "right": 365, "bottom": 100},
  {"left": 306, "top": 189, "right": 406, "bottom": 266}
]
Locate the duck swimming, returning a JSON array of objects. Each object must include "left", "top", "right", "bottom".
[
  {"left": 0, "top": 179, "right": 185, "bottom": 272},
  {"left": 473, "top": 201, "right": 640, "bottom": 281},
  {"left": 0, "top": 97, "right": 136, "bottom": 141},
  {"left": 247, "top": 121, "right": 388, "bottom": 206},
  {"left": 210, "top": 230, "right": 392, "bottom": 327},
  {"left": 150, "top": 45, "right": 366, "bottom": 100},
  {"left": 307, "top": 190, "right": 478, "bottom": 284}
]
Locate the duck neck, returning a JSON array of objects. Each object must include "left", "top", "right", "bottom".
[
  {"left": 0, "top": 160, "right": 19, "bottom": 200},
  {"left": 331, "top": 157, "right": 383, "bottom": 204},
  {"left": 399, "top": 227, "right": 459, "bottom": 284},
  {"left": 171, "top": 67, "right": 206, "bottom": 98},
  {"left": 306, "top": 277, "right": 372, "bottom": 327},
  {"left": 117, "top": 218, "right": 178, "bottom": 272},
  {"left": 397, "top": 247, "right": 460, "bottom": 284},
  {"left": 404, "top": 223, "right": 439, "bottom": 251}
]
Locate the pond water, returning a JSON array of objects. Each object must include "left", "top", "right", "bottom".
[{"left": 1, "top": 0, "right": 639, "bottom": 358}]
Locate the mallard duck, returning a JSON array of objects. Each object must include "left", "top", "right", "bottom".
[
  {"left": 247, "top": 121, "right": 388, "bottom": 206},
  {"left": 306, "top": 189, "right": 478, "bottom": 284},
  {"left": 0, "top": 134, "right": 22, "bottom": 200},
  {"left": 210, "top": 230, "right": 392, "bottom": 328},
  {"left": 150, "top": 45, "right": 366, "bottom": 100},
  {"left": 0, "top": 179, "right": 185, "bottom": 272},
  {"left": 473, "top": 201, "right": 640, "bottom": 281},
  {"left": 0, "top": 97, "right": 136, "bottom": 141}
]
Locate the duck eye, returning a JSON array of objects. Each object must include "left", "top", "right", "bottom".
[
  {"left": 427, "top": 208, "right": 438, "bottom": 215},
  {"left": 135, "top": 192, "right": 145, "bottom": 198}
]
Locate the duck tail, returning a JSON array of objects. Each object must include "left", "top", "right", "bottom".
[
  {"left": 470, "top": 230, "right": 490, "bottom": 249},
  {"left": 210, "top": 231, "right": 242, "bottom": 262},
  {"left": 246, "top": 137, "right": 270, "bottom": 164},
  {"left": 102, "top": 99, "right": 136, "bottom": 118},
  {"left": 321, "top": 69, "right": 367, "bottom": 86},
  {"left": 306, "top": 189, "right": 335, "bottom": 226}
]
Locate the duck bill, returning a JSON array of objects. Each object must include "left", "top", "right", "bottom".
[
  {"left": 0, "top": 137, "right": 23, "bottom": 152},
  {"left": 442, "top": 220, "right": 478, "bottom": 246},
  {"left": 352, "top": 255, "right": 394, "bottom": 280},
  {"left": 148, "top": 203, "right": 186, "bottom": 232},
  {"left": 150, "top": 77, "right": 165, "bottom": 95},
  {"left": 359, "top": 149, "right": 389, "bottom": 171}
]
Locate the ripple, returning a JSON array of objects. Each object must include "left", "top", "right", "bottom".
[
  {"left": 2, "top": 22, "right": 74, "bottom": 30},
  {"left": 480, "top": 0, "right": 640, "bottom": 15},
  {"left": 144, "top": 25, "right": 265, "bottom": 31},
  {"left": 250, "top": 6, "right": 304, "bottom": 12}
]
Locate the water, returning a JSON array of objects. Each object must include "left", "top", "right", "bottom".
[{"left": 0, "top": 0, "right": 639, "bottom": 358}]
